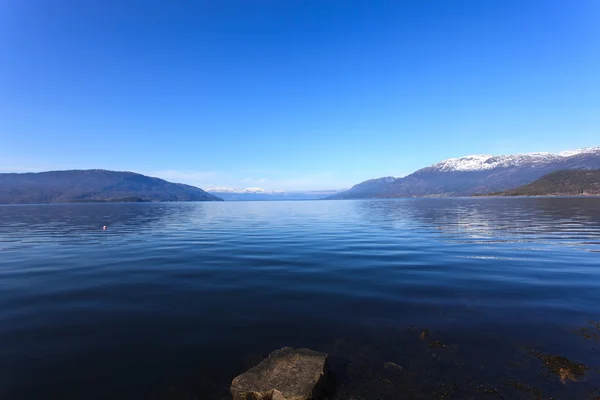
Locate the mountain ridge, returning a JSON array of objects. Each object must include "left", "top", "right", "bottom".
[
  {"left": 0, "top": 169, "right": 223, "bottom": 204},
  {"left": 206, "top": 187, "right": 285, "bottom": 194},
  {"left": 328, "top": 147, "right": 600, "bottom": 199},
  {"left": 207, "top": 188, "right": 345, "bottom": 201},
  {"left": 427, "top": 147, "right": 600, "bottom": 173}
]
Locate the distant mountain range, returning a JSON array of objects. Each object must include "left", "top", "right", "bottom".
[
  {"left": 0, "top": 170, "right": 223, "bottom": 204},
  {"left": 479, "top": 170, "right": 600, "bottom": 196},
  {"left": 328, "top": 147, "right": 600, "bottom": 199},
  {"left": 207, "top": 187, "right": 284, "bottom": 194},
  {"left": 3, "top": 147, "right": 599, "bottom": 204},
  {"left": 207, "top": 187, "right": 344, "bottom": 201}
]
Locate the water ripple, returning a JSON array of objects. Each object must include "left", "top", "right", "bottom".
[{"left": 0, "top": 198, "right": 599, "bottom": 398}]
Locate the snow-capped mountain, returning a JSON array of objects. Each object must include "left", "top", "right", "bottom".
[
  {"left": 329, "top": 147, "right": 600, "bottom": 199},
  {"left": 559, "top": 147, "right": 600, "bottom": 157},
  {"left": 207, "top": 187, "right": 344, "bottom": 201},
  {"left": 429, "top": 147, "right": 600, "bottom": 172},
  {"left": 206, "top": 187, "right": 283, "bottom": 194}
]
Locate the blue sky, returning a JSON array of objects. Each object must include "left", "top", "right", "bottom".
[{"left": 1, "top": 0, "right": 599, "bottom": 190}]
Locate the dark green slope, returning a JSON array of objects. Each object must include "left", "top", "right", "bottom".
[{"left": 480, "top": 170, "right": 600, "bottom": 196}]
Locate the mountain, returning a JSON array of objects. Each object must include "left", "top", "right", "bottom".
[
  {"left": 207, "top": 187, "right": 284, "bottom": 195},
  {"left": 327, "top": 177, "right": 398, "bottom": 199},
  {"left": 207, "top": 187, "right": 344, "bottom": 201},
  {"left": 329, "top": 147, "right": 600, "bottom": 199},
  {"left": 0, "top": 170, "right": 223, "bottom": 204},
  {"left": 479, "top": 170, "right": 600, "bottom": 196}
]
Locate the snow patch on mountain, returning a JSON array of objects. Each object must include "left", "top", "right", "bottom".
[
  {"left": 207, "top": 187, "right": 284, "bottom": 194},
  {"left": 558, "top": 147, "right": 600, "bottom": 157},
  {"left": 429, "top": 147, "right": 600, "bottom": 172}
]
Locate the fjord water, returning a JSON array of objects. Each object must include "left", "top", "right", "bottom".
[{"left": 1, "top": 198, "right": 599, "bottom": 399}]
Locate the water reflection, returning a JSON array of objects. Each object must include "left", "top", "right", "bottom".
[
  {"left": 353, "top": 198, "right": 600, "bottom": 242},
  {"left": 1, "top": 199, "right": 599, "bottom": 399},
  {"left": 0, "top": 203, "right": 205, "bottom": 246}
]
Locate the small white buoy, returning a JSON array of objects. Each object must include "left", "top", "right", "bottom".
[{"left": 102, "top": 225, "right": 107, "bottom": 230}]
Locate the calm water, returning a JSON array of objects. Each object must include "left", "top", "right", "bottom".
[{"left": 1, "top": 198, "right": 600, "bottom": 399}]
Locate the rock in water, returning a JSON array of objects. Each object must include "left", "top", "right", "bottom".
[{"left": 231, "top": 347, "right": 330, "bottom": 400}]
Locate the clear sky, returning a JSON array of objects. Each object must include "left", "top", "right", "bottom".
[{"left": 1, "top": 0, "right": 599, "bottom": 190}]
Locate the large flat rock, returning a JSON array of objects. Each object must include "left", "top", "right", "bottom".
[{"left": 231, "top": 347, "right": 330, "bottom": 400}]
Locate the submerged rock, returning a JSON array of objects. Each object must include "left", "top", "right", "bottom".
[
  {"left": 230, "top": 347, "right": 330, "bottom": 400},
  {"left": 539, "top": 354, "right": 588, "bottom": 384}
]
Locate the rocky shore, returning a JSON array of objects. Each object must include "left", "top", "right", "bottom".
[{"left": 159, "top": 322, "right": 600, "bottom": 399}]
